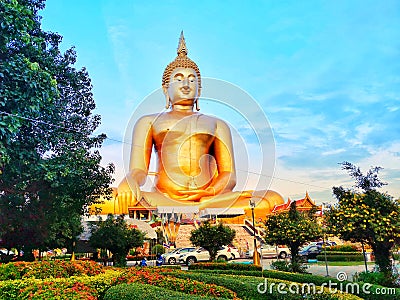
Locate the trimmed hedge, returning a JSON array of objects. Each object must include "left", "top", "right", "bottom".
[
  {"left": 166, "top": 271, "right": 361, "bottom": 300},
  {"left": 104, "top": 283, "right": 218, "bottom": 300},
  {"left": 184, "top": 269, "right": 400, "bottom": 300},
  {"left": 321, "top": 251, "right": 363, "bottom": 255},
  {"left": 316, "top": 254, "right": 364, "bottom": 262},
  {"left": 325, "top": 245, "right": 359, "bottom": 252}
]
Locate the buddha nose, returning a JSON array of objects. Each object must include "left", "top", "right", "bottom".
[{"left": 182, "top": 80, "right": 190, "bottom": 91}]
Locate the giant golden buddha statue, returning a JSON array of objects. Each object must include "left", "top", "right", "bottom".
[{"left": 116, "top": 33, "right": 284, "bottom": 220}]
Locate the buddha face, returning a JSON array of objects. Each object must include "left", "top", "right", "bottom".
[{"left": 164, "top": 67, "right": 199, "bottom": 107}]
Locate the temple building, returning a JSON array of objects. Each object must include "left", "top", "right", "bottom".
[
  {"left": 269, "top": 192, "right": 322, "bottom": 216},
  {"left": 87, "top": 190, "right": 322, "bottom": 252}
]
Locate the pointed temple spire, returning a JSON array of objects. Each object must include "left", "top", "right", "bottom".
[{"left": 177, "top": 31, "right": 188, "bottom": 56}]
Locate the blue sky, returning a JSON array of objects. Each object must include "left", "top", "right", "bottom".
[{"left": 40, "top": 0, "right": 400, "bottom": 203}]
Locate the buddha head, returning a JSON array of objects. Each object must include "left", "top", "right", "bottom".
[{"left": 162, "top": 32, "right": 202, "bottom": 110}]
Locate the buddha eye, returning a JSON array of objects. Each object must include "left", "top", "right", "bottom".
[{"left": 173, "top": 74, "right": 184, "bottom": 82}]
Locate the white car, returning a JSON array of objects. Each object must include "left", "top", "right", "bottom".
[
  {"left": 225, "top": 245, "right": 240, "bottom": 260},
  {"left": 162, "top": 247, "right": 195, "bottom": 265},
  {"left": 248, "top": 244, "right": 290, "bottom": 259},
  {"left": 179, "top": 245, "right": 238, "bottom": 265}
]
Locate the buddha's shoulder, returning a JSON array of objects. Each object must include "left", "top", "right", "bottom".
[
  {"left": 197, "top": 113, "right": 227, "bottom": 124},
  {"left": 135, "top": 113, "right": 163, "bottom": 124},
  {"left": 201, "top": 115, "right": 230, "bottom": 128}
]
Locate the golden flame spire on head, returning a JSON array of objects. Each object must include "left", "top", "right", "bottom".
[
  {"left": 177, "top": 31, "right": 187, "bottom": 56},
  {"left": 162, "top": 32, "right": 202, "bottom": 109}
]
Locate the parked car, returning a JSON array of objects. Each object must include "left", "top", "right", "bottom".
[
  {"left": 179, "top": 246, "right": 237, "bottom": 265},
  {"left": 248, "top": 244, "right": 290, "bottom": 259},
  {"left": 0, "top": 249, "right": 17, "bottom": 261},
  {"left": 162, "top": 247, "right": 195, "bottom": 265},
  {"left": 224, "top": 245, "right": 240, "bottom": 260},
  {"left": 310, "top": 241, "right": 337, "bottom": 248},
  {"left": 299, "top": 245, "right": 322, "bottom": 260}
]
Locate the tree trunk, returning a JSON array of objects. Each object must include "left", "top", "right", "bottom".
[
  {"left": 289, "top": 243, "right": 300, "bottom": 265},
  {"left": 22, "top": 246, "right": 35, "bottom": 262},
  {"left": 372, "top": 242, "right": 392, "bottom": 276}
]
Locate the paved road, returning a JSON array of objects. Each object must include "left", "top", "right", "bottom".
[
  {"left": 254, "top": 258, "right": 398, "bottom": 280},
  {"left": 233, "top": 258, "right": 378, "bottom": 281},
  {"left": 306, "top": 264, "right": 371, "bottom": 280}
]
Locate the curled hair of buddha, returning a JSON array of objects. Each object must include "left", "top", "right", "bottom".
[{"left": 162, "top": 32, "right": 202, "bottom": 110}]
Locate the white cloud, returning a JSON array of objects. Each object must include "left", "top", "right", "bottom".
[
  {"left": 296, "top": 91, "right": 337, "bottom": 102},
  {"left": 322, "top": 148, "right": 346, "bottom": 156}
]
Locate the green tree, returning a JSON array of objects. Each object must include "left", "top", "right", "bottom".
[
  {"left": 0, "top": 0, "right": 114, "bottom": 259},
  {"left": 190, "top": 221, "right": 235, "bottom": 261},
  {"left": 325, "top": 162, "right": 400, "bottom": 279},
  {"left": 89, "top": 214, "right": 145, "bottom": 267},
  {"left": 263, "top": 202, "right": 322, "bottom": 272}
]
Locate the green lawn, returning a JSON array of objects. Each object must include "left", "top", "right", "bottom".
[{"left": 313, "top": 261, "right": 375, "bottom": 266}]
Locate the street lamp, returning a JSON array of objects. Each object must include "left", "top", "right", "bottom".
[
  {"left": 249, "top": 199, "right": 260, "bottom": 266},
  {"left": 322, "top": 202, "right": 329, "bottom": 277}
]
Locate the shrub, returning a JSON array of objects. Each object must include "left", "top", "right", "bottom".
[
  {"left": 104, "top": 283, "right": 216, "bottom": 300},
  {"left": 393, "top": 253, "right": 399, "bottom": 260},
  {"left": 320, "top": 251, "right": 362, "bottom": 255},
  {"left": 325, "top": 245, "right": 359, "bottom": 252},
  {"left": 270, "top": 260, "right": 309, "bottom": 273},
  {"left": 354, "top": 271, "right": 399, "bottom": 288},
  {"left": 151, "top": 244, "right": 165, "bottom": 255},
  {"left": 0, "top": 264, "right": 21, "bottom": 280}
]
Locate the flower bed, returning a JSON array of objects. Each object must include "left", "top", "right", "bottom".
[
  {"left": 1, "top": 261, "right": 397, "bottom": 299},
  {"left": 164, "top": 270, "right": 361, "bottom": 300},
  {"left": 0, "top": 264, "right": 236, "bottom": 299},
  {"left": 0, "top": 270, "right": 121, "bottom": 299},
  {"left": 0, "top": 260, "right": 104, "bottom": 280},
  {"left": 115, "top": 267, "right": 236, "bottom": 299}
]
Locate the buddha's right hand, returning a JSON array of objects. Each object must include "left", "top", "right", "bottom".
[{"left": 117, "top": 176, "right": 141, "bottom": 203}]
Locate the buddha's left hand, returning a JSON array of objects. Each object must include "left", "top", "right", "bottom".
[{"left": 177, "top": 187, "right": 216, "bottom": 200}]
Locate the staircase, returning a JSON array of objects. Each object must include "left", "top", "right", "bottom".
[
  {"left": 226, "top": 224, "right": 262, "bottom": 253},
  {"left": 175, "top": 224, "right": 195, "bottom": 248},
  {"left": 173, "top": 223, "right": 260, "bottom": 256}
]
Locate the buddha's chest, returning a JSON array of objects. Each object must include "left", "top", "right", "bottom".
[{"left": 152, "top": 114, "right": 217, "bottom": 148}]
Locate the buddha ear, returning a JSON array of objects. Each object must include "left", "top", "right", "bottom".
[
  {"left": 195, "top": 88, "right": 201, "bottom": 111},
  {"left": 162, "top": 85, "right": 168, "bottom": 95},
  {"left": 163, "top": 85, "right": 171, "bottom": 109}
]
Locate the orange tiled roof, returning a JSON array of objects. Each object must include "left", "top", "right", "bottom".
[{"left": 271, "top": 192, "right": 319, "bottom": 214}]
